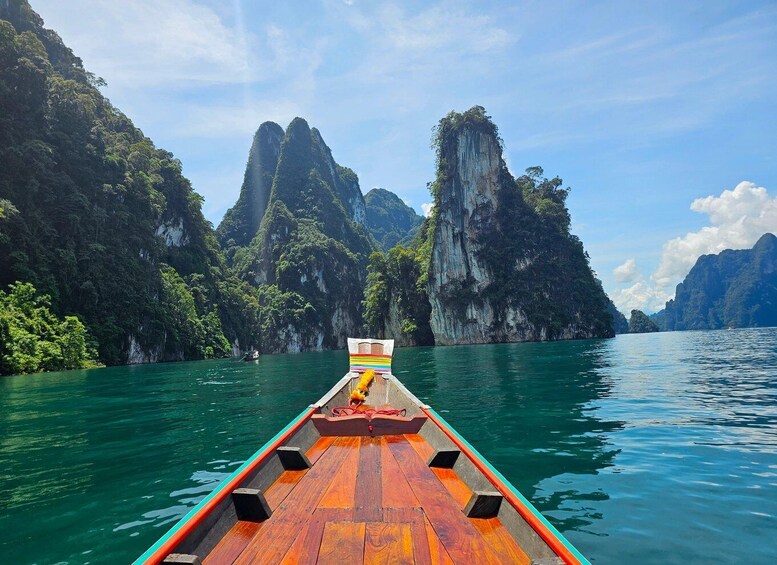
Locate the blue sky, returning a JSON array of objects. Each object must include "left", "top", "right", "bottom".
[{"left": 32, "top": 0, "right": 777, "bottom": 313}]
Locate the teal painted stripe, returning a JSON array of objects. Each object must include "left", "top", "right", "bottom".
[
  {"left": 428, "top": 408, "right": 591, "bottom": 565},
  {"left": 132, "top": 407, "right": 312, "bottom": 564}
]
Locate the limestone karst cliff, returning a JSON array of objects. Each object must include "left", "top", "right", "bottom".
[
  {"left": 224, "top": 118, "right": 376, "bottom": 352},
  {"left": 427, "top": 107, "right": 614, "bottom": 343},
  {"left": 366, "top": 106, "right": 615, "bottom": 346}
]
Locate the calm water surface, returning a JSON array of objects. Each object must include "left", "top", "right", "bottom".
[{"left": 1, "top": 329, "right": 776, "bottom": 563}]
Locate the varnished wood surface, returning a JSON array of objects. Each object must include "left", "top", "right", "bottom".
[{"left": 203, "top": 433, "right": 532, "bottom": 564}]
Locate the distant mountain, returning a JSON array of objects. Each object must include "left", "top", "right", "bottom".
[
  {"left": 664, "top": 233, "right": 777, "bottom": 330},
  {"left": 629, "top": 310, "right": 659, "bottom": 333},
  {"left": 364, "top": 188, "right": 423, "bottom": 251},
  {"left": 223, "top": 118, "right": 376, "bottom": 352},
  {"left": 609, "top": 301, "right": 629, "bottom": 334},
  {"left": 649, "top": 310, "right": 666, "bottom": 331}
]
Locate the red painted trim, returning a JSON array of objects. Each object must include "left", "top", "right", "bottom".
[
  {"left": 348, "top": 353, "right": 393, "bottom": 358},
  {"left": 422, "top": 407, "right": 582, "bottom": 565},
  {"left": 143, "top": 406, "right": 317, "bottom": 564}
]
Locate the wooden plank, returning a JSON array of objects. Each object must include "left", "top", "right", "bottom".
[
  {"left": 364, "top": 522, "right": 414, "bottom": 564},
  {"left": 202, "top": 521, "right": 262, "bottom": 565},
  {"left": 264, "top": 469, "right": 306, "bottom": 510},
  {"left": 383, "top": 507, "right": 432, "bottom": 565},
  {"left": 316, "top": 521, "right": 366, "bottom": 564},
  {"left": 431, "top": 467, "right": 472, "bottom": 509},
  {"left": 318, "top": 438, "right": 359, "bottom": 508},
  {"left": 387, "top": 436, "right": 502, "bottom": 565},
  {"left": 264, "top": 437, "right": 334, "bottom": 510},
  {"left": 234, "top": 437, "right": 358, "bottom": 564},
  {"left": 280, "top": 509, "right": 354, "bottom": 565},
  {"left": 471, "top": 517, "right": 532, "bottom": 565},
  {"left": 381, "top": 437, "right": 420, "bottom": 508},
  {"left": 306, "top": 436, "right": 335, "bottom": 465},
  {"left": 404, "top": 433, "right": 435, "bottom": 460},
  {"left": 424, "top": 516, "right": 454, "bottom": 565},
  {"left": 354, "top": 435, "right": 382, "bottom": 521}
]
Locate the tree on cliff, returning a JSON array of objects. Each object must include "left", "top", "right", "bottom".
[{"left": 629, "top": 310, "right": 660, "bottom": 333}]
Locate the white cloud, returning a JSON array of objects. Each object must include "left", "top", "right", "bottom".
[
  {"left": 652, "top": 181, "right": 777, "bottom": 291},
  {"left": 33, "top": 0, "right": 253, "bottom": 87},
  {"left": 421, "top": 203, "right": 434, "bottom": 218},
  {"left": 613, "top": 258, "right": 639, "bottom": 283},
  {"left": 610, "top": 280, "right": 670, "bottom": 315}
]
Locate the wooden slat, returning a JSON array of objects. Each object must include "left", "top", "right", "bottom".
[
  {"left": 364, "top": 522, "right": 414, "bottom": 564},
  {"left": 264, "top": 436, "right": 335, "bottom": 510},
  {"left": 383, "top": 507, "right": 432, "bottom": 565},
  {"left": 404, "top": 433, "right": 435, "bottom": 460},
  {"left": 307, "top": 436, "right": 336, "bottom": 465},
  {"left": 317, "top": 521, "right": 366, "bottom": 564},
  {"left": 386, "top": 436, "right": 502, "bottom": 565},
  {"left": 424, "top": 516, "right": 455, "bottom": 565},
  {"left": 280, "top": 508, "right": 354, "bottom": 565},
  {"left": 234, "top": 437, "right": 358, "bottom": 564},
  {"left": 202, "top": 520, "right": 262, "bottom": 565},
  {"left": 264, "top": 469, "right": 306, "bottom": 510},
  {"left": 431, "top": 467, "right": 472, "bottom": 508},
  {"left": 318, "top": 438, "right": 359, "bottom": 508},
  {"left": 471, "top": 517, "right": 532, "bottom": 565},
  {"left": 354, "top": 436, "right": 382, "bottom": 521},
  {"left": 381, "top": 438, "right": 420, "bottom": 508}
]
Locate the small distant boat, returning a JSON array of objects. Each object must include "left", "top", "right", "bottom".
[
  {"left": 242, "top": 350, "right": 260, "bottom": 361},
  {"left": 135, "top": 338, "right": 589, "bottom": 564}
]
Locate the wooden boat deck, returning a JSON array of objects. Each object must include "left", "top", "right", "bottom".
[{"left": 202, "top": 434, "right": 531, "bottom": 565}]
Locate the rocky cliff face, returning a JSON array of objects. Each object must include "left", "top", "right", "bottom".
[
  {"left": 230, "top": 118, "right": 375, "bottom": 352},
  {"left": 426, "top": 107, "right": 614, "bottom": 344},
  {"left": 664, "top": 233, "right": 777, "bottom": 330}
]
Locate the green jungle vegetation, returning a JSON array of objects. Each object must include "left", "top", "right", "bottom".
[
  {"left": 0, "top": 282, "right": 98, "bottom": 374},
  {"left": 629, "top": 309, "right": 660, "bottom": 333},
  {"left": 0, "top": 2, "right": 262, "bottom": 373}
]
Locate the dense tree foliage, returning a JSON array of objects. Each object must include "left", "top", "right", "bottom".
[
  {"left": 664, "top": 233, "right": 777, "bottom": 330},
  {"left": 0, "top": 3, "right": 259, "bottom": 366},
  {"left": 0, "top": 282, "right": 98, "bottom": 375},
  {"left": 364, "top": 242, "right": 434, "bottom": 346},
  {"left": 629, "top": 310, "right": 660, "bottom": 333},
  {"left": 364, "top": 188, "right": 423, "bottom": 251}
]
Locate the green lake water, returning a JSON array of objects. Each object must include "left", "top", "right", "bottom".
[{"left": 1, "top": 329, "right": 776, "bottom": 564}]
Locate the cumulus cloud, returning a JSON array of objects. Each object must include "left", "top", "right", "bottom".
[
  {"left": 421, "top": 203, "right": 435, "bottom": 218},
  {"left": 610, "top": 280, "right": 670, "bottom": 315},
  {"left": 609, "top": 181, "right": 777, "bottom": 314},
  {"left": 613, "top": 258, "right": 639, "bottom": 283},
  {"left": 652, "top": 181, "right": 777, "bottom": 291}
]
